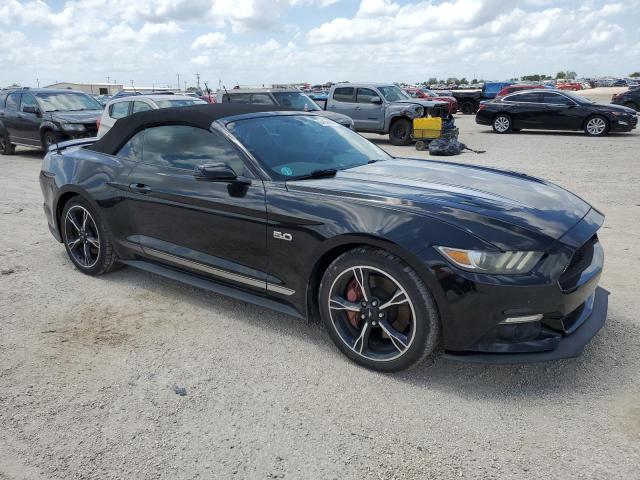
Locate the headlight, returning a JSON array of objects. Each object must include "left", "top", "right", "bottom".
[
  {"left": 414, "top": 106, "right": 425, "bottom": 117},
  {"left": 61, "top": 122, "right": 86, "bottom": 132},
  {"left": 435, "top": 246, "right": 543, "bottom": 274}
]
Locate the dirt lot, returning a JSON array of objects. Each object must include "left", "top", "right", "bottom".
[{"left": 1, "top": 102, "right": 639, "bottom": 479}]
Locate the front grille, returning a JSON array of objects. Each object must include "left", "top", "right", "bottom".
[{"left": 630, "top": 116, "right": 638, "bottom": 127}]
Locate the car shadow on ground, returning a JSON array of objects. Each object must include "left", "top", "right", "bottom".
[
  {"left": 478, "top": 129, "right": 636, "bottom": 137},
  {"left": 95, "top": 259, "right": 628, "bottom": 401}
]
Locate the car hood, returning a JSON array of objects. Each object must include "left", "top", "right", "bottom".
[
  {"left": 591, "top": 103, "right": 637, "bottom": 115},
  {"left": 48, "top": 110, "right": 103, "bottom": 123},
  {"left": 286, "top": 158, "right": 593, "bottom": 248},
  {"left": 311, "top": 110, "right": 353, "bottom": 125},
  {"left": 393, "top": 99, "right": 447, "bottom": 108}
]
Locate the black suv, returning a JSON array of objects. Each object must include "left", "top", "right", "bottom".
[
  {"left": 0, "top": 88, "right": 103, "bottom": 154},
  {"left": 611, "top": 88, "right": 640, "bottom": 111}
]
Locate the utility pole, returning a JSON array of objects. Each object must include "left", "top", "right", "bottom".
[
  {"left": 107, "top": 75, "right": 110, "bottom": 84},
  {"left": 184, "top": 81, "right": 187, "bottom": 92},
  {"left": 196, "top": 73, "right": 201, "bottom": 90},
  {"left": 36, "top": 78, "right": 40, "bottom": 87},
  {"left": 177, "top": 73, "right": 180, "bottom": 92}
]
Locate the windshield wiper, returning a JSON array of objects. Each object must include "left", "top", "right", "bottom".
[
  {"left": 367, "top": 159, "right": 384, "bottom": 164},
  {"left": 290, "top": 169, "right": 338, "bottom": 181}
]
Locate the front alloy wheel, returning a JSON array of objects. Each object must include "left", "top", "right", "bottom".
[
  {"left": 492, "top": 114, "right": 512, "bottom": 133},
  {"left": 0, "top": 132, "right": 15, "bottom": 155},
  {"left": 319, "top": 248, "right": 440, "bottom": 371},
  {"left": 584, "top": 116, "right": 608, "bottom": 136}
]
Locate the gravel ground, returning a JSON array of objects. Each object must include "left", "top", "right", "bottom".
[{"left": 1, "top": 102, "right": 639, "bottom": 479}]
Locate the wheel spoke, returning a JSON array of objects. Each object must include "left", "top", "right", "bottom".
[
  {"left": 86, "top": 236, "right": 100, "bottom": 248},
  {"left": 378, "top": 289, "right": 409, "bottom": 311},
  {"left": 67, "top": 238, "right": 82, "bottom": 250},
  {"left": 379, "top": 319, "right": 409, "bottom": 353},
  {"left": 67, "top": 212, "right": 82, "bottom": 232},
  {"left": 329, "top": 295, "right": 361, "bottom": 312},
  {"left": 352, "top": 267, "right": 370, "bottom": 301},
  {"left": 353, "top": 322, "right": 370, "bottom": 354},
  {"left": 81, "top": 209, "right": 88, "bottom": 230},
  {"left": 83, "top": 242, "right": 91, "bottom": 266}
]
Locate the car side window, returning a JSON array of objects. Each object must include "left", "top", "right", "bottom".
[
  {"left": 141, "top": 125, "right": 249, "bottom": 175},
  {"left": 543, "top": 93, "right": 574, "bottom": 105},
  {"left": 116, "top": 130, "right": 145, "bottom": 162},
  {"left": 356, "top": 88, "right": 377, "bottom": 103},
  {"left": 0, "top": 93, "right": 6, "bottom": 107},
  {"left": 227, "top": 93, "right": 251, "bottom": 103},
  {"left": 333, "top": 87, "right": 354, "bottom": 102},
  {"left": 132, "top": 101, "right": 152, "bottom": 113},
  {"left": 20, "top": 93, "right": 38, "bottom": 112},
  {"left": 5, "top": 92, "right": 21, "bottom": 111},
  {"left": 110, "top": 102, "right": 131, "bottom": 119},
  {"left": 250, "top": 94, "right": 276, "bottom": 105},
  {"left": 505, "top": 93, "right": 540, "bottom": 103}
]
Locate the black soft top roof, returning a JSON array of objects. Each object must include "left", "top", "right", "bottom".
[{"left": 88, "top": 103, "right": 294, "bottom": 155}]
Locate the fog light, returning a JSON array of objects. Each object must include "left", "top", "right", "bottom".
[{"left": 500, "top": 314, "right": 543, "bottom": 324}]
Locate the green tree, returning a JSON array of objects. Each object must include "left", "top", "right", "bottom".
[
  {"left": 630, "top": 72, "right": 640, "bottom": 78},
  {"left": 446, "top": 77, "right": 459, "bottom": 85},
  {"left": 459, "top": 77, "right": 468, "bottom": 85},
  {"left": 471, "top": 78, "right": 478, "bottom": 84},
  {"left": 427, "top": 77, "right": 438, "bottom": 85}
]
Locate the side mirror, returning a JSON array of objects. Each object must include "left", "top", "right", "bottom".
[
  {"left": 23, "top": 106, "right": 40, "bottom": 115},
  {"left": 195, "top": 162, "right": 238, "bottom": 181},
  {"left": 370, "top": 96, "right": 383, "bottom": 104}
]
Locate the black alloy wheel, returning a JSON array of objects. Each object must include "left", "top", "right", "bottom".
[
  {"left": 61, "top": 198, "right": 119, "bottom": 275},
  {"left": 389, "top": 118, "right": 412, "bottom": 146},
  {"left": 319, "top": 248, "right": 440, "bottom": 371}
]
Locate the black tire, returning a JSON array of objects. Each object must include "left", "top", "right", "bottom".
[
  {"left": 0, "top": 131, "right": 16, "bottom": 155},
  {"left": 492, "top": 114, "right": 512, "bottom": 134},
  {"left": 61, "top": 197, "right": 119, "bottom": 276},
  {"left": 389, "top": 117, "right": 412, "bottom": 146},
  {"left": 42, "top": 130, "right": 59, "bottom": 151},
  {"left": 584, "top": 115, "right": 609, "bottom": 136},
  {"left": 460, "top": 101, "right": 475, "bottom": 114},
  {"left": 512, "top": 128, "right": 522, "bottom": 132},
  {"left": 623, "top": 101, "right": 639, "bottom": 112},
  {"left": 319, "top": 247, "right": 440, "bottom": 372}
]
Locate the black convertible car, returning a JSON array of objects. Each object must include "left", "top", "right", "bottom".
[
  {"left": 40, "top": 104, "right": 608, "bottom": 371},
  {"left": 476, "top": 89, "right": 637, "bottom": 136}
]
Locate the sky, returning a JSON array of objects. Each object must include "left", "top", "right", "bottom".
[{"left": 1, "top": 0, "right": 638, "bottom": 89}]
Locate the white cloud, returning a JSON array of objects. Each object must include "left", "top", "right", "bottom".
[{"left": 192, "top": 32, "right": 227, "bottom": 49}]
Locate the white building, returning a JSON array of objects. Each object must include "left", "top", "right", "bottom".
[{"left": 45, "top": 82, "right": 123, "bottom": 95}]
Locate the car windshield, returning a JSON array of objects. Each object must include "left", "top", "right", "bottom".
[
  {"left": 227, "top": 115, "right": 392, "bottom": 180},
  {"left": 154, "top": 99, "right": 207, "bottom": 108},
  {"left": 558, "top": 91, "right": 594, "bottom": 104},
  {"left": 36, "top": 92, "right": 103, "bottom": 112},
  {"left": 378, "top": 85, "right": 411, "bottom": 102},
  {"left": 272, "top": 92, "right": 321, "bottom": 111}
]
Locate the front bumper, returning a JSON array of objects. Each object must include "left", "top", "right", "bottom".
[
  {"left": 610, "top": 115, "right": 637, "bottom": 132},
  {"left": 443, "top": 287, "right": 608, "bottom": 364}
]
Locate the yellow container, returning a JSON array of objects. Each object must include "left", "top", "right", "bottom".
[{"left": 413, "top": 117, "right": 442, "bottom": 139}]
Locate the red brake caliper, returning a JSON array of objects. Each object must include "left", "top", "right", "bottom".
[{"left": 345, "top": 277, "right": 363, "bottom": 328}]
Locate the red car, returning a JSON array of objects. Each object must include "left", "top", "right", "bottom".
[
  {"left": 496, "top": 84, "right": 544, "bottom": 98},
  {"left": 556, "top": 82, "right": 583, "bottom": 91},
  {"left": 404, "top": 88, "right": 458, "bottom": 114}
]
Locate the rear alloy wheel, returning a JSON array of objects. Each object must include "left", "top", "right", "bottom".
[
  {"left": 319, "top": 248, "right": 440, "bottom": 371},
  {"left": 584, "top": 115, "right": 609, "bottom": 136},
  {"left": 61, "top": 198, "right": 119, "bottom": 275},
  {"left": 389, "top": 117, "right": 412, "bottom": 146},
  {"left": 0, "top": 132, "right": 16, "bottom": 155},
  {"left": 492, "top": 114, "right": 512, "bottom": 134}
]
